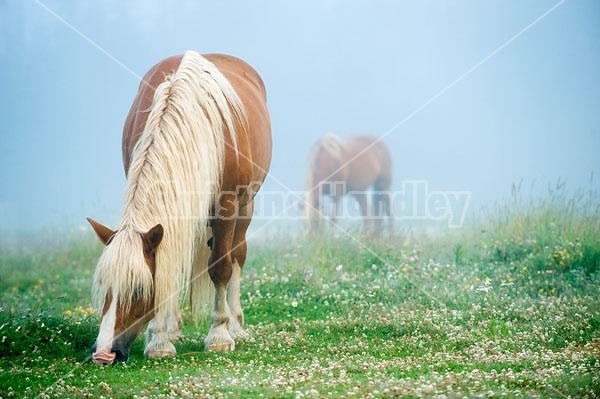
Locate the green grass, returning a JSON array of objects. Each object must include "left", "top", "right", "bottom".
[{"left": 1, "top": 188, "right": 599, "bottom": 398}]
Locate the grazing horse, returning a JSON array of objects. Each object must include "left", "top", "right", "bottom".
[
  {"left": 87, "top": 51, "right": 271, "bottom": 364},
  {"left": 305, "top": 134, "right": 392, "bottom": 234}
]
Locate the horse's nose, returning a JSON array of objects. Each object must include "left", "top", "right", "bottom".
[{"left": 92, "top": 351, "right": 116, "bottom": 365}]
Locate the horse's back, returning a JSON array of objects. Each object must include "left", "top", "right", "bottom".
[
  {"left": 122, "top": 55, "right": 183, "bottom": 173},
  {"left": 204, "top": 54, "right": 267, "bottom": 103},
  {"left": 344, "top": 135, "right": 391, "bottom": 190},
  {"left": 204, "top": 54, "right": 272, "bottom": 190},
  {"left": 122, "top": 53, "right": 271, "bottom": 190}
]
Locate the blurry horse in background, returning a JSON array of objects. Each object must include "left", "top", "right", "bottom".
[
  {"left": 87, "top": 51, "right": 271, "bottom": 364},
  {"left": 305, "top": 133, "right": 392, "bottom": 235}
]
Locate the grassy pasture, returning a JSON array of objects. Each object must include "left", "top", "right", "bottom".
[{"left": 1, "top": 191, "right": 599, "bottom": 398}]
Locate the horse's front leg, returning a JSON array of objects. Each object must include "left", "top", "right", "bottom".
[
  {"left": 227, "top": 201, "right": 254, "bottom": 340},
  {"left": 205, "top": 216, "right": 236, "bottom": 352},
  {"left": 145, "top": 313, "right": 177, "bottom": 358},
  {"left": 227, "top": 258, "right": 247, "bottom": 340},
  {"left": 167, "top": 308, "right": 183, "bottom": 341},
  {"left": 354, "top": 192, "right": 371, "bottom": 234}
]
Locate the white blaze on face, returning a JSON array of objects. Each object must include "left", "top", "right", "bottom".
[{"left": 94, "top": 287, "right": 118, "bottom": 357}]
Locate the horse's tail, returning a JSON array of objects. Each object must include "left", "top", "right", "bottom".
[{"left": 127, "top": 50, "right": 244, "bottom": 320}]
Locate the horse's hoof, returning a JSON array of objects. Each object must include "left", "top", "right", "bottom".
[
  {"left": 204, "top": 323, "right": 235, "bottom": 352},
  {"left": 205, "top": 341, "right": 235, "bottom": 352},
  {"left": 229, "top": 326, "right": 249, "bottom": 341},
  {"left": 146, "top": 349, "right": 176, "bottom": 358},
  {"left": 145, "top": 340, "right": 177, "bottom": 358}
]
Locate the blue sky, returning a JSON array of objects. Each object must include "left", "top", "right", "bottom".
[{"left": 0, "top": 0, "right": 598, "bottom": 230}]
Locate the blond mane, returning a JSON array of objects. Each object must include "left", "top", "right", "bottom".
[
  {"left": 319, "top": 133, "right": 343, "bottom": 163},
  {"left": 92, "top": 51, "right": 245, "bottom": 317}
]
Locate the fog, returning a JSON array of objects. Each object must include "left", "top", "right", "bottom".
[{"left": 1, "top": 0, "right": 598, "bottom": 232}]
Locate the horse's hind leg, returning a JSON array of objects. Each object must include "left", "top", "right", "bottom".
[
  {"left": 371, "top": 192, "right": 387, "bottom": 235},
  {"left": 384, "top": 191, "right": 393, "bottom": 235},
  {"left": 373, "top": 178, "right": 393, "bottom": 236}
]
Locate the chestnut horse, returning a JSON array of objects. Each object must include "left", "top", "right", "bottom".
[
  {"left": 305, "top": 134, "right": 392, "bottom": 234},
  {"left": 87, "top": 51, "right": 271, "bottom": 364}
]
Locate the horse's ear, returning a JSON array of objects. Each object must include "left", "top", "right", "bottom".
[
  {"left": 87, "top": 217, "right": 116, "bottom": 245},
  {"left": 143, "top": 224, "right": 164, "bottom": 252}
]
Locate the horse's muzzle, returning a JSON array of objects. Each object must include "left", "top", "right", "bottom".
[
  {"left": 91, "top": 347, "right": 129, "bottom": 365},
  {"left": 92, "top": 351, "right": 116, "bottom": 365}
]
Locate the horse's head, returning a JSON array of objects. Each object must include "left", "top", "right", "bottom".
[{"left": 87, "top": 218, "right": 163, "bottom": 365}]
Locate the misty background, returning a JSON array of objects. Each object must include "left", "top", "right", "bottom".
[{"left": 0, "top": 0, "right": 598, "bottom": 233}]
